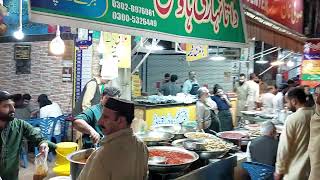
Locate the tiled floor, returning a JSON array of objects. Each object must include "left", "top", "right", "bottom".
[{"left": 19, "top": 153, "right": 66, "bottom": 180}]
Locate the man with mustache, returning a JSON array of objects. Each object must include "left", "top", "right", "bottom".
[
  {"left": 274, "top": 88, "right": 314, "bottom": 180},
  {"left": 78, "top": 98, "right": 148, "bottom": 180},
  {"left": 0, "top": 91, "right": 52, "bottom": 180}
]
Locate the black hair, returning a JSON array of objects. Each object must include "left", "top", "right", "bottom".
[
  {"left": 170, "top": 74, "right": 178, "bottom": 82},
  {"left": 249, "top": 73, "right": 256, "bottom": 80},
  {"left": 287, "top": 79, "right": 295, "bottom": 85},
  {"left": 102, "top": 87, "right": 121, "bottom": 97},
  {"left": 287, "top": 88, "right": 306, "bottom": 104},
  {"left": 213, "top": 84, "right": 223, "bottom": 94},
  {"left": 164, "top": 73, "right": 170, "bottom": 78},
  {"left": 239, "top": 73, "right": 246, "bottom": 77},
  {"left": 22, "top": 94, "right": 31, "bottom": 101},
  {"left": 37, "top": 94, "right": 52, "bottom": 108},
  {"left": 12, "top": 94, "right": 23, "bottom": 107}
]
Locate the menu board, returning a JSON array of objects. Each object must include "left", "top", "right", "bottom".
[{"left": 14, "top": 44, "right": 31, "bottom": 60}]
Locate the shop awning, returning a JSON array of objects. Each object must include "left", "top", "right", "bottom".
[
  {"left": 246, "top": 16, "right": 305, "bottom": 53},
  {"left": 29, "top": 0, "right": 248, "bottom": 48}
]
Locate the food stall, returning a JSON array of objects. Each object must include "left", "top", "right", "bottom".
[{"left": 29, "top": 0, "right": 248, "bottom": 179}]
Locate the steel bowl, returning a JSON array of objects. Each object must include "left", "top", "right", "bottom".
[
  {"left": 135, "top": 131, "right": 174, "bottom": 146},
  {"left": 172, "top": 138, "right": 234, "bottom": 160},
  {"left": 148, "top": 146, "right": 199, "bottom": 173},
  {"left": 66, "top": 148, "right": 95, "bottom": 180},
  {"left": 151, "top": 124, "right": 195, "bottom": 140}
]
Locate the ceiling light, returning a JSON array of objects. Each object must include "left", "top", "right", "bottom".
[
  {"left": 287, "top": 61, "right": 294, "bottom": 67},
  {"left": 256, "top": 60, "right": 268, "bottom": 64},
  {"left": 210, "top": 55, "right": 226, "bottom": 61},
  {"left": 97, "top": 31, "right": 105, "bottom": 54},
  {"left": 271, "top": 61, "right": 284, "bottom": 66},
  {"left": 49, "top": 25, "right": 65, "bottom": 55},
  {"left": 145, "top": 45, "right": 164, "bottom": 51},
  {"left": 13, "top": 28, "right": 24, "bottom": 40},
  {"left": 13, "top": 0, "right": 24, "bottom": 40}
]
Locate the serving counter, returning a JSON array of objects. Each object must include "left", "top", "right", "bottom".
[{"left": 134, "top": 103, "right": 197, "bottom": 129}]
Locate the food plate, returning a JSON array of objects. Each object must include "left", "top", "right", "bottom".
[
  {"left": 244, "top": 124, "right": 260, "bottom": 131},
  {"left": 184, "top": 132, "right": 216, "bottom": 140},
  {"left": 217, "top": 131, "right": 249, "bottom": 140},
  {"left": 241, "top": 111, "right": 258, "bottom": 116}
]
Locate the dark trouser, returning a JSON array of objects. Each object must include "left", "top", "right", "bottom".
[
  {"left": 218, "top": 110, "right": 233, "bottom": 131},
  {"left": 205, "top": 110, "right": 221, "bottom": 134}
]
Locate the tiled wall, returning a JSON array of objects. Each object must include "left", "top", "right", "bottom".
[{"left": 0, "top": 41, "right": 73, "bottom": 113}]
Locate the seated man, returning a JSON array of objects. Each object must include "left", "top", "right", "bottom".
[
  {"left": 247, "top": 121, "right": 278, "bottom": 166},
  {"left": 0, "top": 91, "right": 53, "bottom": 180},
  {"left": 73, "top": 87, "right": 121, "bottom": 149},
  {"left": 78, "top": 98, "right": 148, "bottom": 180}
]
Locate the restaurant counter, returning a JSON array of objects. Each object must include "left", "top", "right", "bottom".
[
  {"left": 134, "top": 102, "right": 197, "bottom": 129},
  {"left": 134, "top": 97, "right": 238, "bottom": 129}
]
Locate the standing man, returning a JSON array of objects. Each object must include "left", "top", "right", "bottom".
[
  {"left": 0, "top": 91, "right": 52, "bottom": 180},
  {"left": 246, "top": 73, "right": 260, "bottom": 110},
  {"left": 73, "top": 74, "right": 109, "bottom": 115},
  {"left": 308, "top": 84, "right": 320, "bottom": 180},
  {"left": 182, "top": 71, "right": 200, "bottom": 95},
  {"left": 73, "top": 87, "right": 121, "bottom": 149},
  {"left": 247, "top": 121, "right": 278, "bottom": 166},
  {"left": 273, "top": 84, "right": 289, "bottom": 112},
  {"left": 274, "top": 88, "right": 314, "bottom": 180},
  {"left": 234, "top": 73, "right": 249, "bottom": 121},
  {"left": 260, "top": 86, "right": 276, "bottom": 113},
  {"left": 78, "top": 98, "right": 148, "bottom": 180}
]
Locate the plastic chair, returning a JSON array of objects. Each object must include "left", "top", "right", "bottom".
[
  {"left": 241, "top": 162, "right": 275, "bottom": 180},
  {"left": 34, "top": 117, "right": 63, "bottom": 161},
  {"left": 20, "top": 139, "right": 28, "bottom": 168}
]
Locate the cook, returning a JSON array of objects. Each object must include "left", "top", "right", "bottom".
[
  {"left": 73, "top": 87, "right": 121, "bottom": 149},
  {"left": 0, "top": 91, "right": 55, "bottom": 180},
  {"left": 78, "top": 98, "right": 148, "bottom": 180},
  {"left": 182, "top": 71, "right": 200, "bottom": 95}
]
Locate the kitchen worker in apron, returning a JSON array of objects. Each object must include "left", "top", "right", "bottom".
[
  {"left": 309, "top": 84, "right": 320, "bottom": 180},
  {"left": 182, "top": 71, "right": 200, "bottom": 95},
  {"left": 78, "top": 98, "right": 148, "bottom": 180}
]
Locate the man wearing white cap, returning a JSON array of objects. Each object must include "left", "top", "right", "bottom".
[{"left": 78, "top": 98, "right": 148, "bottom": 180}]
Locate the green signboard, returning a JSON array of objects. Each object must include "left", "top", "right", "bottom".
[{"left": 30, "top": 0, "right": 247, "bottom": 47}]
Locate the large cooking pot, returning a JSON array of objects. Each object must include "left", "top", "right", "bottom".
[
  {"left": 148, "top": 146, "right": 199, "bottom": 173},
  {"left": 66, "top": 148, "right": 94, "bottom": 180}
]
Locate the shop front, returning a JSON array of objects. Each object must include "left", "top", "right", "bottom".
[{"left": 28, "top": 0, "right": 249, "bottom": 179}]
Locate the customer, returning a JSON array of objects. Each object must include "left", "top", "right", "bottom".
[
  {"left": 247, "top": 121, "right": 278, "bottom": 166},
  {"left": 159, "top": 74, "right": 181, "bottom": 96},
  {"left": 73, "top": 73, "right": 109, "bottom": 115},
  {"left": 211, "top": 85, "right": 233, "bottom": 131},
  {"left": 78, "top": 98, "right": 148, "bottom": 179},
  {"left": 37, "top": 94, "right": 63, "bottom": 118},
  {"left": 246, "top": 73, "right": 260, "bottom": 110},
  {"left": 0, "top": 91, "right": 52, "bottom": 180},
  {"left": 308, "top": 84, "right": 320, "bottom": 180},
  {"left": 274, "top": 88, "right": 314, "bottom": 180},
  {"left": 234, "top": 73, "right": 248, "bottom": 120},
  {"left": 303, "top": 85, "right": 315, "bottom": 107},
  {"left": 13, "top": 94, "right": 36, "bottom": 120},
  {"left": 74, "top": 87, "right": 121, "bottom": 149},
  {"left": 260, "top": 86, "right": 276, "bottom": 113},
  {"left": 196, "top": 87, "right": 220, "bottom": 133},
  {"left": 182, "top": 71, "right": 200, "bottom": 95}
]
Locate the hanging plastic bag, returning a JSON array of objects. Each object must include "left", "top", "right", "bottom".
[{"left": 33, "top": 148, "right": 49, "bottom": 180}]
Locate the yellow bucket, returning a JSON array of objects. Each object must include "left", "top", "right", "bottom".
[{"left": 53, "top": 142, "right": 78, "bottom": 176}]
